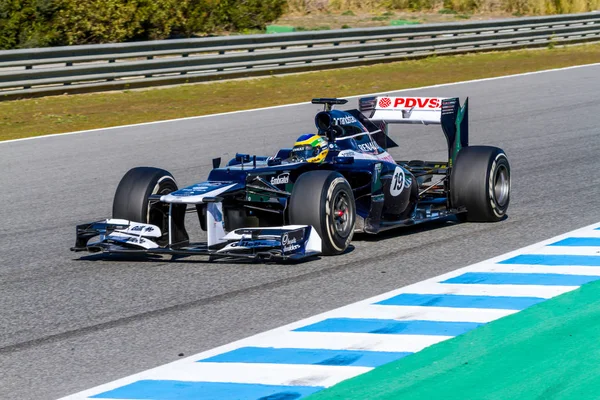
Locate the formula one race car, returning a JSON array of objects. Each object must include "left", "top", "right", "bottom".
[{"left": 71, "top": 96, "right": 510, "bottom": 261}]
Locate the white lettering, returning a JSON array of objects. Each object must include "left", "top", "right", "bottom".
[
  {"left": 358, "top": 142, "right": 377, "bottom": 153},
  {"left": 283, "top": 244, "right": 301, "bottom": 253},
  {"left": 282, "top": 232, "right": 297, "bottom": 246},
  {"left": 270, "top": 173, "right": 290, "bottom": 185},
  {"left": 333, "top": 115, "right": 357, "bottom": 125}
]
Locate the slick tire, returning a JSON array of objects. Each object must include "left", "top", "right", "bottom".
[
  {"left": 112, "top": 167, "right": 178, "bottom": 224},
  {"left": 450, "top": 146, "right": 510, "bottom": 222},
  {"left": 289, "top": 170, "right": 355, "bottom": 256}
]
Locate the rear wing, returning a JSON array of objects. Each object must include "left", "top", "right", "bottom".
[
  {"left": 362, "top": 97, "right": 445, "bottom": 125},
  {"left": 359, "top": 96, "right": 469, "bottom": 166}
]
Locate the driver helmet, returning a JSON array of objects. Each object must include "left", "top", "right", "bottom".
[{"left": 290, "top": 134, "right": 329, "bottom": 163}]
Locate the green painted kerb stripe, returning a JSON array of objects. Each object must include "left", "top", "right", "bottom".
[{"left": 308, "top": 279, "right": 600, "bottom": 400}]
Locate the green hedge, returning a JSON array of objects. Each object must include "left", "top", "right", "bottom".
[{"left": 0, "top": 0, "right": 288, "bottom": 49}]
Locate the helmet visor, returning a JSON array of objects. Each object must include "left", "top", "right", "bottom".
[{"left": 291, "top": 144, "right": 318, "bottom": 161}]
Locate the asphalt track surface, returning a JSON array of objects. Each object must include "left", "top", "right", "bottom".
[{"left": 2, "top": 64, "right": 600, "bottom": 399}]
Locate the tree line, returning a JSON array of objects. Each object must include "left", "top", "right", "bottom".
[
  {"left": 0, "top": 0, "right": 287, "bottom": 49},
  {"left": 2, "top": 0, "right": 598, "bottom": 49}
]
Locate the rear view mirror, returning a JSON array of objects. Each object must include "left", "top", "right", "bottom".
[{"left": 235, "top": 153, "right": 250, "bottom": 163}]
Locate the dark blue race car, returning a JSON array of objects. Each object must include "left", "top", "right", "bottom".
[{"left": 72, "top": 96, "right": 510, "bottom": 261}]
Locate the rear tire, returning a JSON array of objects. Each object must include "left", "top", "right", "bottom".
[
  {"left": 289, "top": 171, "right": 355, "bottom": 255},
  {"left": 113, "top": 167, "right": 178, "bottom": 224},
  {"left": 450, "top": 146, "right": 510, "bottom": 222}
]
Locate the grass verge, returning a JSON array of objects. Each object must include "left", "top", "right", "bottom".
[
  {"left": 307, "top": 278, "right": 600, "bottom": 400},
  {"left": 2, "top": 43, "right": 600, "bottom": 142}
]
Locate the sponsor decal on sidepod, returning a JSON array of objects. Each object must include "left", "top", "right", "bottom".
[{"left": 271, "top": 173, "right": 290, "bottom": 185}]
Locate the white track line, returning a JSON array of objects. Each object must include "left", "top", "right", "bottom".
[
  {"left": 482, "top": 264, "right": 600, "bottom": 276},
  {"left": 140, "top": 362, "right": 371, "bottom": 388},
  {"left": 324, "top": 304, "right": 516, "bottom": 323},
  {"left": 4, "top": 62, "right": 600, "bottom": 145},
  {"left": 401, "top": 282, "right": 578, "bottom": 298},
  {"left": 220, "top": 331, "right": 451, "bottom": 354},
  {"left": 527, "top": 246, "right": 600, "bottom": 256}
]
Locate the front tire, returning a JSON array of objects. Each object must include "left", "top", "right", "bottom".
[
  {"left": 113, "top": 167, "right": 178, "bottom": 223},
  {"left": 289, "top": 171, "right": 356, "bottom": 255},
  {"left": 450, "top": 146, "right": 510, "bottom": 222},
  {"left": 112, "top": 167, "right": 190, "bottom": 246}
]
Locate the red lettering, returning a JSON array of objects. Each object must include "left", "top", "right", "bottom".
[
  {"left": 393, "top": 98, "right": 405, "bottom": 107},
  {"left": 393, "top": 97, "right": 442, "bottom": 109},
  {"left": 405, "top": 98, "right": 416, "bottom": 108}
]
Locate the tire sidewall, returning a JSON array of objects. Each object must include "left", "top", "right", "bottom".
[
  {"left": 451, "top": 146, "right": 511, "bottom": 222},
  {"left": 289, "top": 170, "right": 356, "bottom": 256},
  {"left": 487, "top": 153, "right": 510, "bottom": 220}
]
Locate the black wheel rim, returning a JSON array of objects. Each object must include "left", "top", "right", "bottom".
[
  {"left": 332, "top": 191, "right": 352, "bottom": 236},
  {"left": 158, "top": 186, "right": 175, "bottom": 195},
  {"left": 494, "top": 164, "right": 510, "bottom": 207}
]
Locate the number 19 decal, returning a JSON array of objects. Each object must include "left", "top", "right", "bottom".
[{"left": 390, "top": 166, "right": 405, "bottom": 197}]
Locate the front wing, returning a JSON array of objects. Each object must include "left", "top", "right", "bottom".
[{"left": 71, "top": 219, "right": 322, "bottom": 262}]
